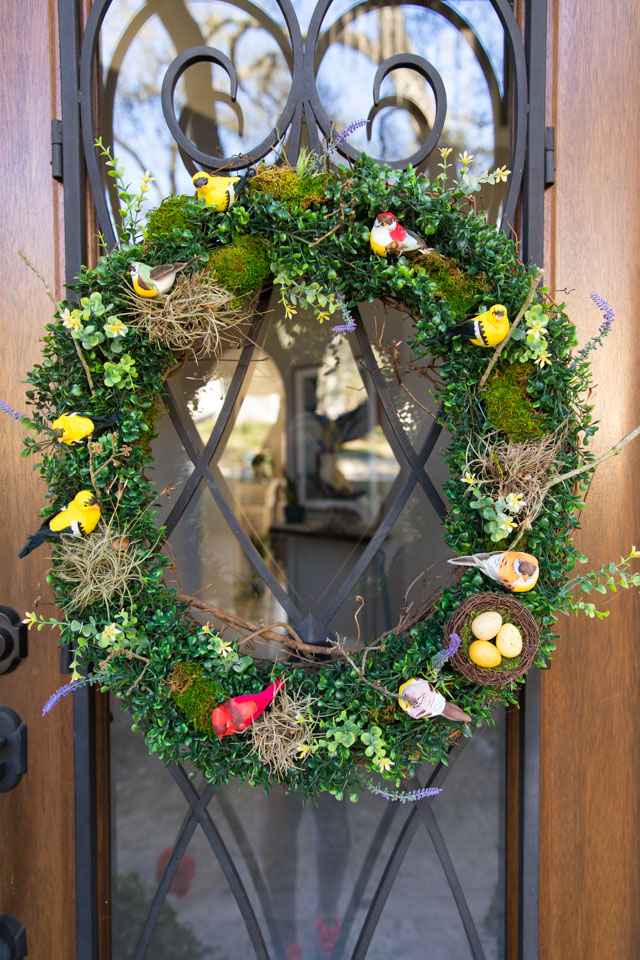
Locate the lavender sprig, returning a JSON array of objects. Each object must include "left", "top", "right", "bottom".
[
  {"left": 332, "top": 292, "right": 357, "bottom": 333},
  {"left": 329, "top": 119, "right": 368, "bottom": 152},
  {"left": 42, "top": 674, "right": 104, "bottom": 716},
  {"left": 569, "top": 292, "right": 615, "bottom": 369},
  {"left": 362, "top": 778, "right": 442, "bottom": 803},
  {"left": 432, "top": 632, "right": 461, "bottom": 670},
  {"left": 0, "top": 397, "right": 23, "bottom": 421}
]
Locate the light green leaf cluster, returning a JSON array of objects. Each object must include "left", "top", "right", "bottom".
[{"left": 510, "top": 303, "right": 551, "bottom": 367}]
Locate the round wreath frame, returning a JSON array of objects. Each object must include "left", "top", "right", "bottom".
[{"left": 23, "top": 151, "right": 598, "bottom": 801}]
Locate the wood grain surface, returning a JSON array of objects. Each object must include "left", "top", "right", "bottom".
[
  {"left": 0, "top": 2, "right": 75, "bottom": 957},
  {"left": 540, "top": 1, "right": 640, "bottom": 957}
]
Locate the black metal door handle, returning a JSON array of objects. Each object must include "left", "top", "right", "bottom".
[
  {"left": 0, "top": 915, "right": 27, "bottom": 959},
  {"left": 0, "top": 707, "right": 26, "bottom": 793},
  {"left": 0, "top": 607, "right": 27, "bottom": 675}
]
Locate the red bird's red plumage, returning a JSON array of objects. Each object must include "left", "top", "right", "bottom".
[
  {"left": 211, "top": 677, "right": 284, "bottom": 739},
  {"left": 389, "top": 220, "right": 406, "bottom": 243}
]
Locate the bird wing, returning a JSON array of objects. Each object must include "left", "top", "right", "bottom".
[
  {"left": 389, "top": 222, "right": 406, "bottom": 243},
  {"left": 227, "top": 699, "right": 260, "bottom": 731},
  {"left": 149, "top": 264, "right": 180, "bottom": 283},
  {"left": 405, "top": 228, "right": 426, "bottom": 249},
  {"left": 134, "top": 273, "right": 154, "bottom": 292}
]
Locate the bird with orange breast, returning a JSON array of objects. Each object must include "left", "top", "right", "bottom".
[
  {"left": 447, "top": 551, "right": 539, "bottom": 592},
  {"left": 211, "top": 677, "right": 284, "bottom": 739}
]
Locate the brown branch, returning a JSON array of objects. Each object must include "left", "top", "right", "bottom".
[
  {"left": 541, "top": 423, "right": 640, "bottom": 496},
  {"left": 73, "top": 339, "right": 96, "bottom": 395},
  {"left": 177, "top": 593, "right": 339, "bottom": 659},
  {"left": 478, "top": 271, "right": 543, "bottom": 391}
]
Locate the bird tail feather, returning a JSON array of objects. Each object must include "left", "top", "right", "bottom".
[{"left": 18, "top": 528, "right": 51, "bottom": 558}]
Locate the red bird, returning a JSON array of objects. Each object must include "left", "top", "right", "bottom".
[{"left": 211, "top": 677, "right": 284, "bottom": 739}]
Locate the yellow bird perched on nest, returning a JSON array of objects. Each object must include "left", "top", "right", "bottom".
[
  {"left": 192, "top": 169, "right": 255, "bottom": 211},
  {"left": 128, "top": 258, "right": 199, "bottom": 298},
  {"left": 18, "top": 490, "right": 101, "bottom": 557}
]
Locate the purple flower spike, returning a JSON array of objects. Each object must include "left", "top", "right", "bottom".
[
  {"left": 330, "top": 119, "right": 368, "bottom": 151},
  {"left": 362, "top": 777, "right": 442, "bottom": 802},
  {"left": 42, "top": 674, "right": 103, "bottom": 716},
  {"left": 569, "top": 292, "right": 616, "bottom": 369},
  {"left": 0, "top": 397, "right": 23, "bottom": 421},
  {"left": 332, "top": 321, "right": 357, "bottom": 333},
  {"left": 432, "top": 632, "right": 462, "bottom": 668}
]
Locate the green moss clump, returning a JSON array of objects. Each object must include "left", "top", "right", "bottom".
[
  {"left": 415, "top": 253, "right": 487, "bottom": 317},
  {"left": 251, "top": 165, "right": 329, "bottom": 210},
  {"left": 206, "top": 234, "right": 271, "bottom": 302},
  {"left": 169, "top": 663, "right": 229, "bottom": 733},
  {"left": 144, "top": 196, "right": 194, "bottom": 241},
  {"left": 484, "top": 362, "right": 545, "bottom": 441}
]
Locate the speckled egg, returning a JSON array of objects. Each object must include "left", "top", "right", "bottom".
[
  {"left": 468, "top": 640, "right": 502, "bottom": 668},
  {"left": 495, "top": 623, "right": 523, "bottom": 658},
  {"left": 471, "top": 611, "right": 503, "bottom": 642}
]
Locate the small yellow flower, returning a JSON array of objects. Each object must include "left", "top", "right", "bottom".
[
  {"left": 283, "top": 303, "right": 297, "bottom": 319},
  {"left": 493, "top": 165, "right": 511, "bottom": 182},
  {"left": 217, "top": 639, "right": 234, "bottom": 658},
  {"left": 100, "top": 623, "right": 121, "bottom": 645},
  {"left": 458, "top": 150, "right": 474, "bottom": 166},
  {"left": 23, "top": 611, "right": 37, "bottom": 628},
  {"left": 297, "top": 743, "right": 311, "bottom": 758},
  {"left": 201, "top": 623, "right": 212, "bottom": 635},
  {"left": 375, "top": 756, "right": 394, "bottom": 772},
  {"left": 630, "top": 546, "right": 640, "bottom": 558},
  {"left": 140, "top": 170, "right": 154, "bottom": 194},
  {"left": 61, "top": 308, "right": 83, "bottom": 333},
  {"left": 439, "top": 147, "right": 452, "bottom": 159},
  {"left": 317, "top": 311, "right": 330, "bottom": 325},
  {"left": 104, "top": 318, "right": 127, "bottom": 338},
  {"left": 461, "top": 471, "right": 478, "bottom": 485},
  {"left": 527, "top": 321, "right": 546, "bottom": 338},
  {"left": 535, "top": 351, "right": 551, "bottom": 368}
]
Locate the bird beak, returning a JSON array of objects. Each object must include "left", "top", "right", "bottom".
[{"left": 193, "top": 176, "right": 208, "bottom": 188}]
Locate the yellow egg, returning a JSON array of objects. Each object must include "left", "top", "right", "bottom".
[
  {"left": 471, "top": 611, "right": 503, "bottom": 641},
  {"left": 495, "top": 623, "right": 523, "bottom": 658},
  {"left": 468, "top": 640, "right": 502, "bottom": 668}
]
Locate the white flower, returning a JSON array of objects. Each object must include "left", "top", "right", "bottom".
[{"left": 375, "top": 756, "right": 394, "bottom": 772}]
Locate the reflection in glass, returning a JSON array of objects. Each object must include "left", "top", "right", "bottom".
[{"left": 111, "top": 698, "right": 505, "bottom": 959}]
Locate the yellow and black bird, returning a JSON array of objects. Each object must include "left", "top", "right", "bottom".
[
  {"left": 431, "top": 304, "right": 510, "bottom": 348},
  {"left": 18, "top": 490, "right": 101, "bottom": 558},
  {"left": 51, "top": 411, "right": 119, "bottom": 445},
  {"left": 192, "top": 170, "right": 255, "bottom": 211}
]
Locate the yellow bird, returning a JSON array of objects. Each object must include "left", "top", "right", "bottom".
[
  {"left": 192, "top": 170, "right": 254, "bottom": 211},
  {"left": 18, "top": 490, "right": 101, "bottom": 558},
  {"left": 128, "top": 258, "right": 199, "bottom": 298},
  {"left": 51, "top": 411, "right": 119, "bottom": 445},
  {"left": 434, "top": 304, "right": 510, "bottom": 348}
]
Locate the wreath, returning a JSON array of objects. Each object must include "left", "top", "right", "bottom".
[{"left": 15, "top": 141, "right": 640, "bottom": 802}]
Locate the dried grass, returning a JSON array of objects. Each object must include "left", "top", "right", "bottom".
[
  {"left": 465, "top": 430, "right": 564, "bottom": 531},
  {"left": 121, "top": 270, "right": 255, "bottom": 359},
  {"left": 248, "top": 685, "right": 316, "bottom": 777},
  {"left": 55, "top": 528, "right": 153, "bottom": 612}
]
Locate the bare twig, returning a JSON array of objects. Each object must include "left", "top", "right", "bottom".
[
  {"left": 478, "top": 271, "right": 543, "bottom": 391},
  {"left": 541, "top": 423, "right": 640, "bottom": 495}
]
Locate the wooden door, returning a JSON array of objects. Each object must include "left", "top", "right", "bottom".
[
  {"left": 539, "top": 0, "right": 640, "bottom": 957},
  {"left": 0, "top": 1, "right": 76, "bottom": 957}
]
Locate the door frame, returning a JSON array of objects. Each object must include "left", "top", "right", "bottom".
[{"left": 55, "top": 2, "right": 550, "bottom": 957}]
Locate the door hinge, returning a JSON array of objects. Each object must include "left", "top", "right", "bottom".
[
  {"left": 51, "top": 118, "right": 63, "bottom": 182},
  {"left": 544, "top": 126, "right": 555, "bottom": 188},
  {"left": 0, "top": 605, "right": 28, "bottom": 675}
]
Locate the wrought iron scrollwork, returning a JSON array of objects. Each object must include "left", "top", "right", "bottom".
[{"left": 80, "top": 0, "right": 530, "bottom": 249}]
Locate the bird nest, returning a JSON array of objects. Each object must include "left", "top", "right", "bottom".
[
  {"left": 123, "top": 270, "right": 256, "bottom": 359},
  {"left": 445, "top": 592, "right": 539, "bottom": 689},
  {"left": 53, "top": 528, "right": 152, "bottom": 612},
  {"left": 248, "top": 685, "right": 316, "bottom": 777}
]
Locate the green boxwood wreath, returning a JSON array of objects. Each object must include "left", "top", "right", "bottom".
[{"left": 23, "top": 152, "right": 603, "bottom": 801}]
